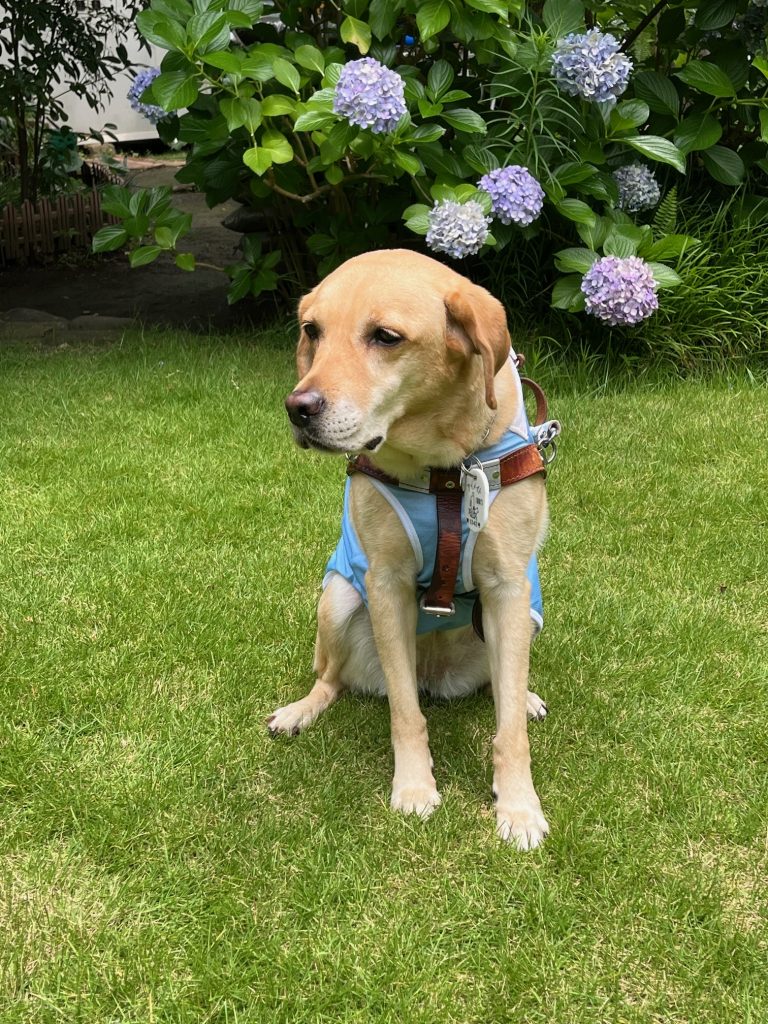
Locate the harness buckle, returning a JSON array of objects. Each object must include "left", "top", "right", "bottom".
[
  {"left": 534, "top": 420, "right": 561, "bottom": 467},
  {"left": 419, "top": 594, "right": 456, "bottom": 617}
]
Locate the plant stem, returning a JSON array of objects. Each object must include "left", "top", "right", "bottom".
[{"left": 621, "top": 0, "right": 671, "bottom": 52}]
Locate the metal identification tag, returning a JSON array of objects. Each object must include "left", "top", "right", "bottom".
[{"left": 462, "top": 465, "right": 490, "bottom": 533}]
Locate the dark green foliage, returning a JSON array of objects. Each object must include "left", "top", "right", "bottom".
[
  {"left": 0, "top": 1, "right": 142, "bottom": 203},
  {"left": 93, "top": 0, "right": 768, "bottom": 341}
]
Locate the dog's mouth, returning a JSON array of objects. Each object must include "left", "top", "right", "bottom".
[{"left": 297, "top": 430, "right": 384, "bottom": 454}]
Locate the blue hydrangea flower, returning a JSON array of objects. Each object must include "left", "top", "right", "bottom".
[
  {"left": 581, "top": 255, "right": 659, "bottom": 325},
  {"left": 426, "top": 200, "right": 491, "bottom": 259},
  {"left": 478, "top": 165, "right": 545, "bottom": 226},
  {"left": 612, "top": 163, "right": 661, "bottom": 214},
  {"left": 551, "top": 31, "right": 632, "bottom": 103},
  {"left": 333, "top": 57, "right": 407, "bottom": 134},
  {"left": 127, "top": 68, "right": 168, "bottom": 124}
]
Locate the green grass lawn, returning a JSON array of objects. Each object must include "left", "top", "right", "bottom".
[{"left": 1, "top": 331, "right": 766, "bottom": 1023}]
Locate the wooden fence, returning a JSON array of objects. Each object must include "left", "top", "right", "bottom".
[{"left": 0, "top": 165, "right": 122, "bottom": 266}]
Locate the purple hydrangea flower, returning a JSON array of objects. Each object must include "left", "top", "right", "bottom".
[
  {"left": 426, "top": 200, "right": 491, "bottom": 259},
  {"left": 613, "top": 163, "right": 661, "bottom": 214},
  {"left": 127, "top": 67, "right": 168, "bottom": 124},
  {"left": 333, "top": 57, "right": 407, "bottom": 134},
  {"left": 581, "top": 255, "right": 659, "bottom": 325},
  {"left": 551, "top": 31, "right": 632, "bottom": 103},
  {"left": 478, "top": 165, "right": 545, "bottom": 226}
]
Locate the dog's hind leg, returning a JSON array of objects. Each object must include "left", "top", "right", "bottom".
[{"left": 267, "top": 574, "right": 358, "bottom": 736}]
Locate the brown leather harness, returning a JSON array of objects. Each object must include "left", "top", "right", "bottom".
[{"left": 346, "top": 356, "right": 554, "bottom": 641}]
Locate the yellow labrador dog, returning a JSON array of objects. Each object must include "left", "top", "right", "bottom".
[{"left": 269, "top": 249, "right": 551, "bottom": 849}]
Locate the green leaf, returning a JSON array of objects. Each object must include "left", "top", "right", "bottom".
[
  {"left": 369, "top": 0, "right": 400, "bottom": 39},
  {"left": 203, "top": 51, "right": 244, "bottom": 73},
  {"left": 154, "top": 226, "right": 175, "bottom": 249},
  {"left": 153, "top": 0, "right": 193, "bottom": 22},
  {"left": 643, "top": 234, "right": 698, "bottom": 260},
  {"left": 554, "top": 162, "right": 597, "bottom": 186},
  {"left": 340, "top": 15, "right": 372, "bottom": 53},
  {"left": 554, "top": 247, "right": 598, "bottom": 273},
  {"left": 407, "top": 123, "right": 445, "bottom": 143},
  {"left": 243, "top": 146, "right": 273, "bottom": 175},
  {"left": 633, "top": 72, "right": 679, "bottom": 118},
  {"left": 273, "top": 57, "right": 301, "bottom": 94},
  {"left": 293, "top": 109, "right": 336, "bottom": 131},
  {"left": 406, "top": 212, "right": 431, "bottom": 235},
  {"left": 130, "top": 245, "right": 163, "bottom": 267},
  {"left": 760, "top": 109, "right": 768, "bottom": 143},
  {"left": 427, "top": 60, "right": 454, "bottom": 100},
  {"left": 100, "top": 187, "right": 133, "bottom": 219},
  {"left": 261, "top": 130, "right": 294, "bottom": 163},
  {"left": 576, "top": 215, "right": 610, "bottom": 251},
  {"left": 322, "top": 62, "right": 344, "bottom": 88},
  {"left": 462, "top": 144, "right": 499, "bottom": 174},
  {"left": 152, "top": 72, "right": 199, "bottom": 111},
  {"left": 294, "top": 45, "right": 325, "bottom": 75},
  {"left": 187, "top": 13, "right": 230, "bottom": 53},
  {"left": 228, "top": 0, "right": 264, "bottom": 20},
  {"left": 440, "top": 108, "right": 487, "bottom": 133},
  {"left": 623, "top": 136, "right": 686, "bottom": 174},
  {"left": 701, "top": 145, "right": 745, "bottom": 186},
  {"left": 602, "top": 227, "right": 639, "bottom": 259},
  {"left": 306, "top": 87, "right": 336, "bottom": 110},
  {"left": 551, "top": 275, "right": 585, "bottom": 311},
  {"left": 325, "top": 164, "right": 344, "bottom": 185},
  {"left": 393, "top": 150, "right": 422, "bottom": 175},
  {"left": 241, "top": 50, "right": 274, "bottom": 82},
  {"left": 675, "top": 61, "right": 735, "bottom": 98},
  {"left": 694, "top": 0, "right": 739, "bottom": 30},
  {"left": 542, "top": 0, "right": 584, "bottom": 36},
  {"left": 673, "top": 113, "right": 722, "bottom": 154},
  {"left": 556, "top": 199, "right": 596, "bottom": 226},
  {"left": 647, "top": 262, "right": 682, "bottom": 289},
  {"left": 220, "top": 97, "right": 262, "bottom": 132},
  {"left": 135, "top": 11, "right": 186, "bottom": 50},
  {"left": 402, "top": 203, "right": 430, "bottom": 219},
  {"left": 465, "top": 0, "right": 515, "bottom": 16},
  {"left": 418, "top": 99, "right": 443, "bottom": 118},
  {"left": 610, "top": 100, "right": 649, "bottom": 133},
  {"left": 175, "top": 252, "right": 196, "bottom": 271},
  {"left": 92, "top": 225, "right": 129, "bottom": 253},
  {"left": 416, "top": 1, "right": 451, "bottom": 41},
  {"left": 261, "top": 94, "right": 296, "bottom": 117}
]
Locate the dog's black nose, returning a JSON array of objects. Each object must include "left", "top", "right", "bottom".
[{"left": 285, "top": 389, "right": 325, "bottom": 427}]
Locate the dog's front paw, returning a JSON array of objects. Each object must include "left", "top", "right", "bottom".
[
  {"left": 267, "top": 700, "right": 316, "bottom": 736},
  {"left": 526, "top": 690, "right": 548, "bottom": 721},
  {"left": 496, "top": 803, "right": 549, "bottom": 851},
  {"left": 391, "top": 781, "right": 442, "bottom": 819}
]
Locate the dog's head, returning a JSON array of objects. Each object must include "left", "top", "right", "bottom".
[{"left": 284, "top": 249, "right": 510, "bottom": 458}]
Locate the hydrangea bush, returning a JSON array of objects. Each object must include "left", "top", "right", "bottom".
[
  {"left": 127, "top": 68, "right": 168, "bottom": 125},
  {"left": 95, "top": 0, "right": 768, "bottom": 326}
]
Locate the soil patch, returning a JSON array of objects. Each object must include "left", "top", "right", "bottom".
[{"left": 0, "top": 163, "right": 278, "bottom": 332}]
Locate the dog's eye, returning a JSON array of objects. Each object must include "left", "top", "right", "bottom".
[
  {"left": 302, "top": 322, "right": 319, "bottom": 341},
  {"left": 372, "top": 327, "right": 402, "bottom": 347}
]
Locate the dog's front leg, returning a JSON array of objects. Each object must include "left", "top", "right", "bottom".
[
  {"left": 481, "top": 575, "right": 549, "bottom": 850},
  {"left": 366, "top": 564, "right": 441, "bottom": 818}
]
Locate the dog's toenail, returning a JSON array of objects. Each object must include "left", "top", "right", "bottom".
[{"left": 291, "top": 726, "right": 300, "bottom": 736}]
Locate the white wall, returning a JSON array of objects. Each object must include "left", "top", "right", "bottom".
[{"left": 58, "top": 38, "right": 168, "bottom": 143}]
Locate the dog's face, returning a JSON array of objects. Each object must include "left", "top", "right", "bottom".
[{"left": 285, "top": 249, "right": 510, "bottom": 455}]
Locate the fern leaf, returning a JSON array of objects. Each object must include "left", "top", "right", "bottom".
[{"left": 653, "top": 187, "right": 677, "bottom": 238}]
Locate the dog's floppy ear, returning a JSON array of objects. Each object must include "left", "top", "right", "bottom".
[
  {"left": 295, "top": 290, "right": 316, "bottom": 378},
  {"left": 444, "top": 283, "right": 510, "bottom": 410}
]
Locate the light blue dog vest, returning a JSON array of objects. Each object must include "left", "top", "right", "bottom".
[{"left": 323, "top": 358, "right": 553, "bottom": 636}]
